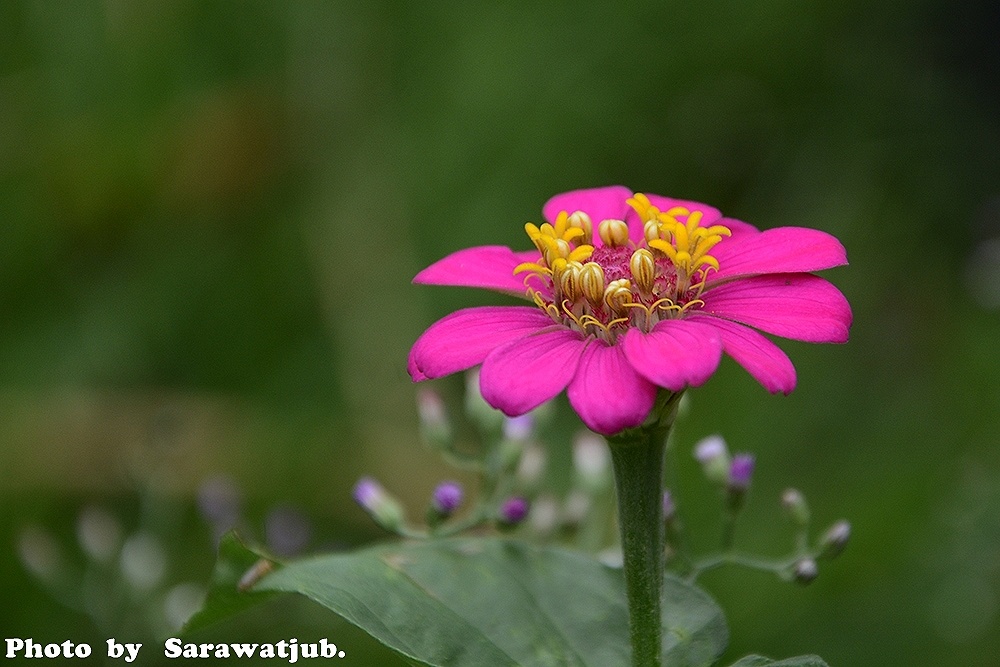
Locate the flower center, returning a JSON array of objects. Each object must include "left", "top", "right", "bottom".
[{"left": 514, "top": 195, "right": 732, "bottom": 343}]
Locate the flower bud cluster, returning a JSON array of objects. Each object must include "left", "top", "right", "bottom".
[
  {"left": 694, "top": 435, "right": 756, "bottom": 512},
  {"left": 18, "top": 502, "right": 212, "bottom": 636},
  {"left": 355, "top": 382, "right": 565, "bottom": 538},
  {"left": 684, "top": 434, "right": 850, "bottom": 587}
]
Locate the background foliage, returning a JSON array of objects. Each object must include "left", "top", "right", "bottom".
[{"left": 2, "top": 1, "right": 999, "bottom": 665}]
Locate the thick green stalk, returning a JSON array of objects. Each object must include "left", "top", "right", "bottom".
[{"left": 607, "top": 392, "right": 679, "bottom": 667}]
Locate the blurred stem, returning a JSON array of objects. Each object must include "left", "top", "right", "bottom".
[
  {"left": 662, "top": 426, "right": 693, "bottom": 572},
  {"left": 720, "top": 510, "right": 737, "bottom": 552},
  {"left": 608, "top": 391, "right": 681, "bottom": 667}
]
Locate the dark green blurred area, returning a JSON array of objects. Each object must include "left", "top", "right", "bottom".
[{"left": 2, "top": 1, "right": 999, "bottom": 665}]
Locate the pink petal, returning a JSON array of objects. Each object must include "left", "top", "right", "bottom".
[
  {"left": 701, "top": 274, "right": 852, "bottom": 343},
  {"left": 408, "top": 306, "right": 553, "bottom": 380},
  {"left": 708, "top": 227, "right": 848, "bottom": 283},
  {"left": 413, "top": 246, "right": 539, "bottom": 297},
  {"left": 690, "top": 315, "right": 796, "bottom": 394},
  {"left": 567, "top": 341, "right": 657, "bottom": 436},
  {"left": 621, "top": 319, "right": 723, "bottom": 390},
  {"left": 479, "top": 329, "right": 586, "bottom": 416},
  {"left": 542, "top": 185, "right": 633, "bottom": 229}
]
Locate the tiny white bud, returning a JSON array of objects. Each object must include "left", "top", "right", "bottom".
[
  {"left": 562, "top": 490, "right": 592, "bottom": 525},
  {"left": 17, "top": 526, "right": 61, "bottom": 581},
  {"left": 516, "top": 443, "right": 547, "bottom": 489},
  {"left": 694, "top": 434, "right": 731, "bottom": 485},
  {"left": 694, "top": 434, "right": 728, "bottom": 463},
  {"left": 818, "top": 520, "right": 851, "bottom": 559},
  {"left": 794, "top": 558, "right": 818, "bottom": 585},
  {"left": 76, "top": 506, "right": 121, "bottom": 563},
  {"left": 464, "top": 368, "right": 505, "bottom": 432},
  {"left": 781, "top": 488, "right": 811, "bottom": 526},
  {"left": 163, "top": 583, "right": 204, "bottom": 630},
  {"left": 417, "top": 388, "right": 453, "bottom": 448},
  {"left": 573, "top": 432, "right": 610, "bottom": 490},
  {"left": 120, "top": 532, "right": 166, "bottom": 591},
  {"left": 529, "top": 495, "right": 560, "bottom": 536}
]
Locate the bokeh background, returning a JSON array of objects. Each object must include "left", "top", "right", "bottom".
[{"left": 2, "top": 1, "right": 999, "bottom": 665}]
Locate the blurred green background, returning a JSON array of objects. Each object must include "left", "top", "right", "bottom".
[{"left": 2, "top": 1, "right": 999, "bottom": 665}]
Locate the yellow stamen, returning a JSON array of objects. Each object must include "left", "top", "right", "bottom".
[
  {"left": 557, "top": 260, "right": 582, "bottom": 301},
  {"left": 680, "top": 298, "right": 705, "bottom": 313},
  {"left": 644, "top": 220, "right": 663, "bottom": 244},
  {"left": 626, "top": 193, "right": 661, "bottom": 222},
  {"left": 629, "top": 248, "right": 656, "bottom": 294},
  {"left": 579, "top": 262, "right": 606, "bottom": 307},
  {"left": 567, "top": 211, "right": 593, "bottom": 243},
  {"left": 568, "top": 244, "right": 594, "bottom": 263},
  {"left": 646, "top": 208, "right": 731, "bottom": 284},
  {"left": 694, "top": 255, "right": 719, "bottom": 273},
  {"left": 525, "top": 211, "right": 592, "bottom": 257},
  {"left": 598, "top": 219, "right": 630, "bottom": 247},
  {"left": 514, "top": 262, "right": 551, "bottom": 276},
  {"left": 516, "top": 194, "right": 728, "bottom": 343},
  {"left": 604, "top": 278, "right": 633, "bottom": 316},
  {"left": 531, "top": 290, "right": 562, "bottom": 322},
  {"left": 577, "top": 313, "right": 601, "bottom": 327},
  {"left": 648, "top": 238, "right": 677, "bottom": 261}
]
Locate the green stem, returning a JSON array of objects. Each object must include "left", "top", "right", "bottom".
[
  {"left": 687, "top": 551, "right": 801, "bottom": 582},
  {"left": 608, "top": 392, "right": 679, "bottom": 667}
]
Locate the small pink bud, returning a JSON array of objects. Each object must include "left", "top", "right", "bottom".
[
  {"left": 431, "top": 482, "right": 463, "bottom": 516},
  {"left": 728, "top": 454, "right": 755, "bottom": 491},
  {"left": 498, "top": 497, "right": 529, "bottom": 526}
]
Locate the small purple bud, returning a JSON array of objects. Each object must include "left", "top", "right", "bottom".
[
  {"left": 728, "top": 454, "right": 756, "bottom": 490},
  {"left": 197, "top": 475, "right": 242, "bottom": 528},
  {"left": 265, "top": 504, "right": 311, "bottom": 557},
  {"left": 432, "top": 481, "right": 463, "bottom": 515},
  {"left": 352, "top": 477, "right": 383, "bottom": 510},
  {"left": 352, "top": 477, "right": 404, "bottom": 531},
  {"left": 498, "top": 497, "right": 530, "bottom": 525},
  {"left": 662, "top": 490, "right": 676, "bottom": 522}
]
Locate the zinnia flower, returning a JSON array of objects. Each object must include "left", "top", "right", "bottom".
[{"left": 408, "top": 186, "right": 850, "bottom": 435}]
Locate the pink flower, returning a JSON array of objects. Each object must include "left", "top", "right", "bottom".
[{"left": 408, "top": 186, "right": 851, "bottom": 436}]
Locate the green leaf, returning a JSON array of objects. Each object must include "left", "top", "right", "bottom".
[
  {"left": 182, "top": 532, "right": 281, "bottom": 635},
  {"left": 249, "top": 538, "right": 727, "bottom": 667},
  {"left": 727, "top": 655, "right": 830, "bottom": 667}
]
